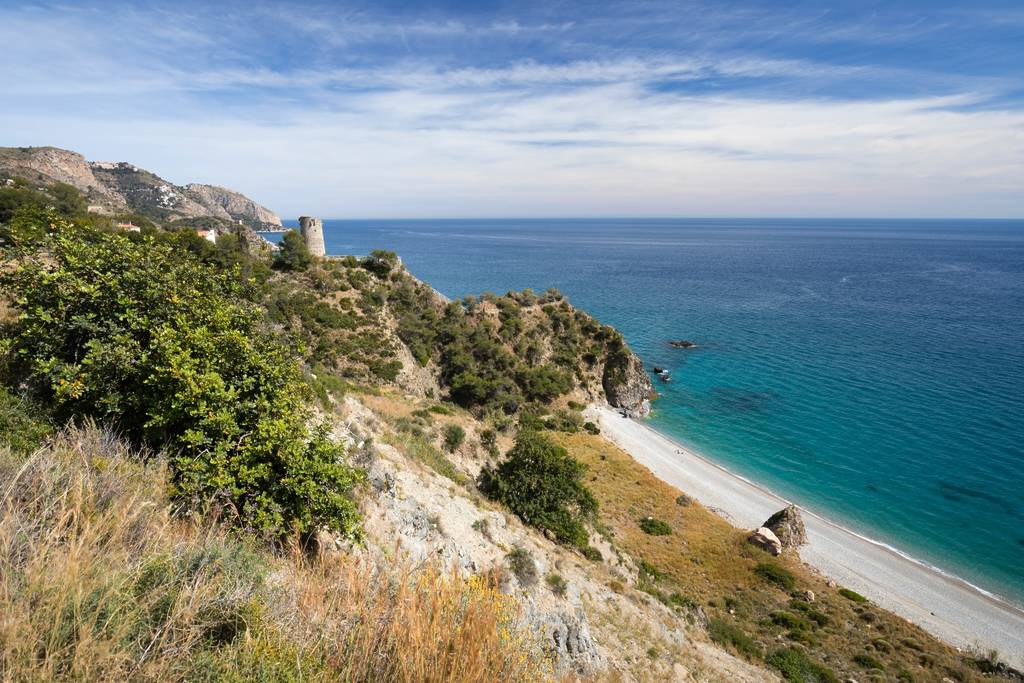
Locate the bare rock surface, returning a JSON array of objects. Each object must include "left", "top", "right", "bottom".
[
  {"left": 748, "top": 526, "right": 783, "bottom": 556},
  {"left": 186, "top": 183, "right": 282, "bottom": 228},
  {"left": 763, "top": 504, "right": 808, "bottom": 549}
]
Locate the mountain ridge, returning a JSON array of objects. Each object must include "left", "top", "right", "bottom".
[{"left": 0, "top": 146, "right": 281, "bottom": 229}]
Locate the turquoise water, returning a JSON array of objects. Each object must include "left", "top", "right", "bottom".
[{"left": 286, "top": 218, "right": 1024, "bottom": 603}]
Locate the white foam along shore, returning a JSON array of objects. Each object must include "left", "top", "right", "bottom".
[{"left": 586, "top": 404, "right": 1024, "bottom": 668}]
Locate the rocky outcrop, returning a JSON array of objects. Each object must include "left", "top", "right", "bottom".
[
  {"left": 669, "top": 339, "right": 698, "bottom": 349},
  {"left": 0, "top": 146, "right": 127, "bottom": 210},
  {"left": 747, "top": 526, "right": 783, "bottom": 556},
  {"left": 763, "top": 505, "right": 807, "bottom": 550},
  {"left": 0, "top": 146, "right": 278, "bottom": 229},
  {"left": 602, "top": 350, "right": 655, "bottom": 417},
  {"left": 186, "top": 183, "right": 282, "bottom": 228}
]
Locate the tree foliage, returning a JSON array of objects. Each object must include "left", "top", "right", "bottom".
[
  {"left": 479, "top": 430, "right": 597, "bottom": 546},
  {"left": 273, "top": 229, "right": 311, "bottom": 272},
  {"left": 0, "top": 214, "right": 362, "bottom": 540}
]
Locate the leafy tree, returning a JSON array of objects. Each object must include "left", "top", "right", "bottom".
[
  {"left": 0, "top": 214, "right": 362, "bottom": 540},
  {"left": 274, "top": 229, "right": 311, "bottom": 272},
  {"left": 362, "top": 249, "right": 398, "bottom": 277},
  {"left": 479, "top": 430, "right": 596, "bottom": 546},
  {"left": 47, "top": 181, "right": 87, "bottom": 217},
  {"left": 0, "top": 188, "right": 39, "bottom": 225}
]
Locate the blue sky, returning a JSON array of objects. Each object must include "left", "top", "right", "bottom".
[{"left": 1, "top": 1, "right": 1022, "bottom": 218}]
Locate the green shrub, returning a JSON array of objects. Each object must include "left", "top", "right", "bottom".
[
  {"left": 771, "top": 611, "right": 812, "bottom": 631},
  {"left": 853, "top": 653, "right": 885, "bottom": 670},
  {"left": 0, "top": 387, "right": 51, "bottom": 454},
  {"left": 479, "top": 431, "right": 597, "bottom": 546},
  {"left": 581, "top": 545, "right": 603, "bottom": 562},
  {"left": 546, "top": 573, "right": 568, "bottom": 597},
  {"left": 0, "top": 216, "right": 362, "bottom": 540},
  {"left": 443, "top": 424, "right": 466, "bottom": 452},
  {"left": 639, "top": 517, "right": 672, "bottom": 536},
  {"left": 506, "top": 546, "right": 538, "bottom": 587},
  {"left": 767, "top": 647, "right": 838, "bottom": 683},
  {"left": 583, "top": 421, "right": 600, "bottom": 435},
  {"left": 708, "top": 618, "right": 761, "bottom": 660},
  {"left": 839, "top": 587, "right": 868, "bottom": 603},
  {"left": 755, "top": 563, "right": 796, "bottom": 590}
]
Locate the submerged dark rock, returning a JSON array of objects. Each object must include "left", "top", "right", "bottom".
[{"left": 669, "top": 339, "right": 697, "bottom": 349}]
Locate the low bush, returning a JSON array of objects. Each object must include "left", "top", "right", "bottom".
[
  {"left": 581, "top": 545, "right": 603, "bottom": 562},
  {"left": 639, "top": 517, "right": 673, "bottom": 536},
  {"left": 771, "top": 611, "right": 812, "bottom": 631},
  {"left": 0, "top": 387, "right": 51, "bottom": 454},
  {"left": 506, "top": 547, "right": 538, "bottom": 587},
  {"left": 839, "top": 587, "right": 868, "bottom": 603},
  {"left": 546, "top": 573, "right": 568, "bottom": 597},
  {"left": 583, "top": 420, "right": 600, "bottom": 435},
  {"left": 853, "top": 653, "right": 886, "bottom": 670},
  {"left": 708, "top": 618, "right": 761, "bottom": 660},
  {"left": 755, "top": 562, "right": 796, "bottom": 590},
  {"left": 443, "top": 423, "right": 466, "bottom": 452},
  {"left": 767, "top": 647, "right": 839, "bottom": 683}
]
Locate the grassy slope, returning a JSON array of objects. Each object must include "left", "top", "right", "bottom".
[
  {"left": 0, "top": 427, "right": 559, "bottom": 683},
  {"left": 553, "top": 430, "right": 1005, "bottom": 683}
]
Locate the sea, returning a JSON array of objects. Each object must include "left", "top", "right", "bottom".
[{"left": 277, "top": 218, "right": 1024, "bottom": 605}]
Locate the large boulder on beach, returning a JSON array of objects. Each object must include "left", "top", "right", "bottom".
[
  {"left": 763, "top": 505, "right": 807, "bottom": 549},
  {"left": 747, "top": 527, "right": 783, "bottom": 556}
]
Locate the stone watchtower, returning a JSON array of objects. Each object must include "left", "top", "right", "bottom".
[{"left": 298, "top": 216, "right": 326, "bottom": 258}]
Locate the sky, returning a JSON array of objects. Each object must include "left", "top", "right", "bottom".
[{"left": 1, "top": 0, "right": 1022, "bottom": 218}]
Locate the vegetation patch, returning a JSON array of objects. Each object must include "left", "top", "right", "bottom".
[
  {"left": 708, "top": 618, "right": 762, "bottom": 660},
  {"left": 639, "top": 516, "right": 673, "bottom": 536},
  {"left": 839, "top": 587, "right": 868, "bottom": 603},
  {"left": 480, "top": 430, "right": 597, "bottom": 546},
  {"left": 755, "top": 563, "right": 797, "bottom": 590},
  {"left": 767, "top": 647, "right": 839, "bottom": 683},
  {"left": 506, "top": 547, "right": 538, "bottom": 587}
]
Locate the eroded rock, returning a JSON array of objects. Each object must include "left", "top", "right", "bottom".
[
  {"left": 763, "top": 504, "right": 807, "bottom": 549},
  {"left": 747, "top": 526, "right": 783, "bottom": 556}
]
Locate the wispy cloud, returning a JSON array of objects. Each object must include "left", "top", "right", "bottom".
[{"left": 0, "top": 0, "right": 1021, "bottom": 217}]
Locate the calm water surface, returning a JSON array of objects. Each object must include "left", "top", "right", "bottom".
[{"left": 280, "top": 218, "right": 1024, "bottom": 603}]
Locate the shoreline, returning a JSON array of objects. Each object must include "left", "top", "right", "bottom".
[{"left": 586, "top": 404, "right": 1024, "bottom": 668}]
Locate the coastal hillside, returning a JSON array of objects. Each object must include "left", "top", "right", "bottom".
[
  {"left": 0, "top": 146, "right": 281, "bottom": 229},
  {"left": 0, "top": 172, "right": 1019, "bottom": 682}
]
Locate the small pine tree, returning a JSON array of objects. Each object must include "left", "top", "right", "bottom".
[
  {"left": 274, "top": 229, "right": 312, "bottom": 271},
  {"left": 479, "top": 430, "right": 596, "bottom": 546}
]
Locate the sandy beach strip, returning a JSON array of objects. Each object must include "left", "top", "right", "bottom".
[{"left": 587, "top": 404, "right": 1024, "bottom": 668}]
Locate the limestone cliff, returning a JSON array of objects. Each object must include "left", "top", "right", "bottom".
[
  {"left": 0, "top": 146, "right": 277, "bottom": 229},
  {"left": 602, "top": 346, "right": 655, "bottom": 417},
  {"left": 185, "top": 183, "right": 282, "bottom": 229}
]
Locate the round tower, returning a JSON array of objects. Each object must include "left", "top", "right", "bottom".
[{"left": 298, "top": 216, "right": 326, "bottom": 258}]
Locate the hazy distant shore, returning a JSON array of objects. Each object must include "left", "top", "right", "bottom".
[{"left": 587, "top": 404, "right": 1024, "bottom": 668}]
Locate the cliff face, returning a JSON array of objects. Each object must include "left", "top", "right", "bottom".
[
  {"left": 186, "top": 183, "right": 282, "bottom": 228},
  {"left": 602, "top": 346, "right": 655, "bottom": 417},
  {"left": 0, "top": 146, "right": 278, "bottom": 229},
  {"left": 0, "top": 147, "right": 127, "bottom": 210}
]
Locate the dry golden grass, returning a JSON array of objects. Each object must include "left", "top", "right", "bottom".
[
  {"left": 0, "top": 425, "right": 560, "bottom": 682},
  {"left": 553, "top": 430, "right": 1002, "bottom": 683}
]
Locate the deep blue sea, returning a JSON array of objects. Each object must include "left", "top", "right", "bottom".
[{"left": 280, "top": 218, "right": 1024, "bottom": 604}]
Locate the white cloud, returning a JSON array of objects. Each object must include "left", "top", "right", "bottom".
[{"left": 1, "top": 3, "right": 1021, "bottom": 218}]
